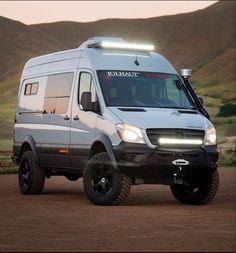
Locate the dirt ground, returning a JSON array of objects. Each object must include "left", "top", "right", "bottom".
[{"left": 0, "top": 168, "right": 235, "bottom": 252}]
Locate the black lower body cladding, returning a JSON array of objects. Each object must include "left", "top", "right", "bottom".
[{"left": 113, "top": 143, "right": 219, "bottom": 183}]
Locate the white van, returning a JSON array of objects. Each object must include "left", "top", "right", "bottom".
[{"left": 13, "top": 37, "right": 219, "bottom": 205}]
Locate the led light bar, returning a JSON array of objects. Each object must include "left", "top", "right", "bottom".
[
  {"left": 159, "top": 138, "right": 203, "bottom": 145},
  {"left": 99, "top": 41, "right": 154, "bottom": 51},
  {"left": 88, "top": 41, "right": 154, "bottom": 51}
]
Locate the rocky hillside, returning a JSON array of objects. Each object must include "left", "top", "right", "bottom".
[{"left": 0, "top": 0, "right": 235, "bottom": 104}]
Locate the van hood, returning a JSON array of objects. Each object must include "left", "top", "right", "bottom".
[{"left": 108, "top": 107, "right": 208, "bottom": 130}]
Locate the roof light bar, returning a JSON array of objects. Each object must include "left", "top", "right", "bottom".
[
  {"left": 159, "top": 138, "right": 203, "bottom": 145},
  {"left": 95, "top": 41, "right": 154, "bottom": 51},
  {"left": 101, "top": 41, "right": 154, "bottom": 51}
]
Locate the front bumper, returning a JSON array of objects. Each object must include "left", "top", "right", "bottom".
[{"left": 113, "top": 143, "right": 219, "bottom": 183}]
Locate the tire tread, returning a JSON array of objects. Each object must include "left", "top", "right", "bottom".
[
  {"left": 83, "top": 152, "right": 132, "bottom": 205},
  {"left": 19, "top": 151, "right": 45, "bottom": 195},
  {"left": 171, "top": 170, "right": 219, "bottom": 205}
]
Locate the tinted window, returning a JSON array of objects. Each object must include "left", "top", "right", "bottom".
[
  {"left": 43, "top": 72, "right": 74, "bottom": 114},
  {"left": 45, "top": 72, "right": 73, "bottom": 98},
  {"left": 43, "top": 97, "right": 56, "bottom": 114},
  {"left": 24, "top": 83, "right": 38, "bottom": 96},
  {"left": 55, "top": 97, "right": 70, "bottom": 114},
  {"left": 78, "top": 72, "right": 97, "bottom": 106},
  {"left": 97, "top": 70, "right": 194, "bottom": 109},
  {"left": 31, "top": 83, "right": 38, "bottom": 95},
  {"left": 24, "top": 84, "right": 31, "bottom": 95},
  {"left": 79, "top": 73, "right": 91, "bottom": 103},
  {"left": 19, "top": 78, "right": 45, "bottom": 112}
]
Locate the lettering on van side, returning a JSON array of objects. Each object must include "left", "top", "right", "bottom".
[{"left": 107, "top": 71, "right": 139, "bottom": 77}]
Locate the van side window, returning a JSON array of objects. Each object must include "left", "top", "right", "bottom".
[
  {"left": 19, "top": 80, "right": 42, "bottom": 112},
  {"left": 43, "top": 72, "right": 74, "bottom": 114},
  {"left": 78, "top": 72, "right": 97, "bottom": 106},
  {"left": 24, "top": 83, "right": 38, "bottom": 96}
]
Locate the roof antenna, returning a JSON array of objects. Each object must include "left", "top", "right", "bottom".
[{"left": 134, "top": 52, "right": 139, "bottom": 66}]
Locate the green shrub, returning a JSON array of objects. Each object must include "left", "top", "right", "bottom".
[{"left": 218, "top": 103, "right": 236, "bottom": 117}]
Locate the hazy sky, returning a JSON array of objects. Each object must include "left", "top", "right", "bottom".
[{"left": 0, "top": 1, "right": 218, "bottom": 25}]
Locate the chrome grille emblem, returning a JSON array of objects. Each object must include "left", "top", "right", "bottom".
[{"left": 174, "top": 131, "right": 185, "bottom": 139}]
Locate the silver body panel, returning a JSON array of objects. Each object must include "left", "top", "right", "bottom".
[{"left": 15, "top": 38, "right": 213, "bottom": 165}]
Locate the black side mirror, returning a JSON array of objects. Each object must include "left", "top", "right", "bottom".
[
  {"left": 175, "top": 80, "right": 183, "bottom": 90},
  {"left": 198, "top": 96, "right": 204, "bottom": 105},
  {"left": 81, "top": 92, "right": 94, "bottom": 111}
]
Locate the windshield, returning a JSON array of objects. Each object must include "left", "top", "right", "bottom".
[{"left": 97, "top": 71, "right": 195, "bottom": 109}]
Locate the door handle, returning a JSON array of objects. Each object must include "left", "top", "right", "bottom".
[
  {"left": 64, "top": 115, "right": 70, "bottom": 120},
  {"left": 73, "top": 115, "right": 79, "bottom": 121}
]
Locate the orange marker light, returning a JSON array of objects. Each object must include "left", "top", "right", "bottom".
[{"left": 58, "top": 149, "right": 69, "bottom": 155}]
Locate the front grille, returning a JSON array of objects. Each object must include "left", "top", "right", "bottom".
[
  {"left": 146, "top": 149, "right": 205, "bottom": 167},
  {"left": 146, "top": 128, "right": 205, "bottom": 147}
]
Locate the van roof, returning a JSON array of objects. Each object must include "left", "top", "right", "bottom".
[{"left": 22, "top": 37, "right": 177, "bottom": 77}]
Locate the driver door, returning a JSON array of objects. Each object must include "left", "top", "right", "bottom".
[{"left": 70, "top": 70, "right": 99, "bottom": 169}]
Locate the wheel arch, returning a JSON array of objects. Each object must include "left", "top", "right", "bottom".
[
  {"left": 89, "top": 134, "right": 118, "bottom": 170},
  {"left": 19, "top": 135, "right": 39, "bottom": 164}
]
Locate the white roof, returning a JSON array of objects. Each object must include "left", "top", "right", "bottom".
[
  {"left": 80, "top": 48, "right": 177, "bottom": 74},
  {"left": 22, "top": 37, "right": 177, "bottom": 78}
]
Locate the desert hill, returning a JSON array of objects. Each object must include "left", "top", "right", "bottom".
[{"left": 0, "top": 0, "right": 235, "bottom": 104}]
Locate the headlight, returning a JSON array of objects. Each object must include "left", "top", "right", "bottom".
[
  {"left": 116, "top": 123, "right": 145, "bottom": 144},
  {"left": 205, "top": 127, "right": 217, "bottom": 145}
]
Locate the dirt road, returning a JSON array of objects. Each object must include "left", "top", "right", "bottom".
[{"left": 0, "top": 168, "right": 235, "bottom": 252}]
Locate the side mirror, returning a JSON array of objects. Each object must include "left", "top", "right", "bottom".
[
  {"left": 81, "top": 92, "right": 94, "bottom": 111},
  {"left": 180, "top": 69, "right": 192, "bottom": 79},
  {"left": 198, "top": 96, "right": 203, "bottom": 105},
  {"left": 174, "top": 79, "right": 183, "bottom": 90}
]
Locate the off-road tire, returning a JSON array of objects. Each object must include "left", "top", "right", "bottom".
[
  {"left": 170, "top": 170, "right": 219, "bottom": 205},
  {"left": 19, "top": 151, "right": 45, "bottom": 195},
  {"left": 83, "top": 152, "right": 132, "bottom": 205}
]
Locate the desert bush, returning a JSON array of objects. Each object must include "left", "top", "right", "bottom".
[{"left": 218, "top": 103, "right": 236, "bottom": 117}]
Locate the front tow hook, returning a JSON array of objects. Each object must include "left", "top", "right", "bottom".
[{"left": 174, "top": 165, "right": 184, "bottom": 184}]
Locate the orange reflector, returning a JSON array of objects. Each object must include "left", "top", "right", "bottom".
[{"left": 58, "top": 149, "right": 69, "bottom": 154}]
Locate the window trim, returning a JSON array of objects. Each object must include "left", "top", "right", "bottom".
[{"left": 24, "top": 82, "right": 39, "bottom": 96}]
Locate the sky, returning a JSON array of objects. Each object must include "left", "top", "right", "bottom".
[{"left": 0, "top": 1, "right": 218, "bottom": 25}]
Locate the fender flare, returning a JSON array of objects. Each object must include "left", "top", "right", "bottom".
[
  {"left": 20, "top": 135, "right": 39, "bottom": 164},
  {"left": 90, "top": 133, "right": 118, "bottom": 170}
]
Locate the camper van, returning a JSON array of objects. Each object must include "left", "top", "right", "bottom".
[{"left": 13, "top": 37, "right": 219, "bottom": 205}]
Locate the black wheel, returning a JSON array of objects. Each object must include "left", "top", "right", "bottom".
[
  {"left": 19, "top": 151, "right": 45, "bottom": 195},
  {"left": 170, "top": 170, "right": 219, "bottom": 205},
  {"left": 83, "top": 152, "right": 132, "bottom": 205}
]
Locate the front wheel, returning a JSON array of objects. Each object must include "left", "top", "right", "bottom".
[
  {"left": 83, "top": 152, "right": 132, "bottom": 205},
  {"left": 170, "top": 170, "right": 219, "bottom": 205}
]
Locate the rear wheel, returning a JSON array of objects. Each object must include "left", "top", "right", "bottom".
[
  {"left": 170, "top": 170, "right": 219, "bottom": 205},
  {"left": 19, "top": 151, "right": 45, "bottom": 195},
  {"left": 83, "top": 152, "right": 132, "bottom": 205}
]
